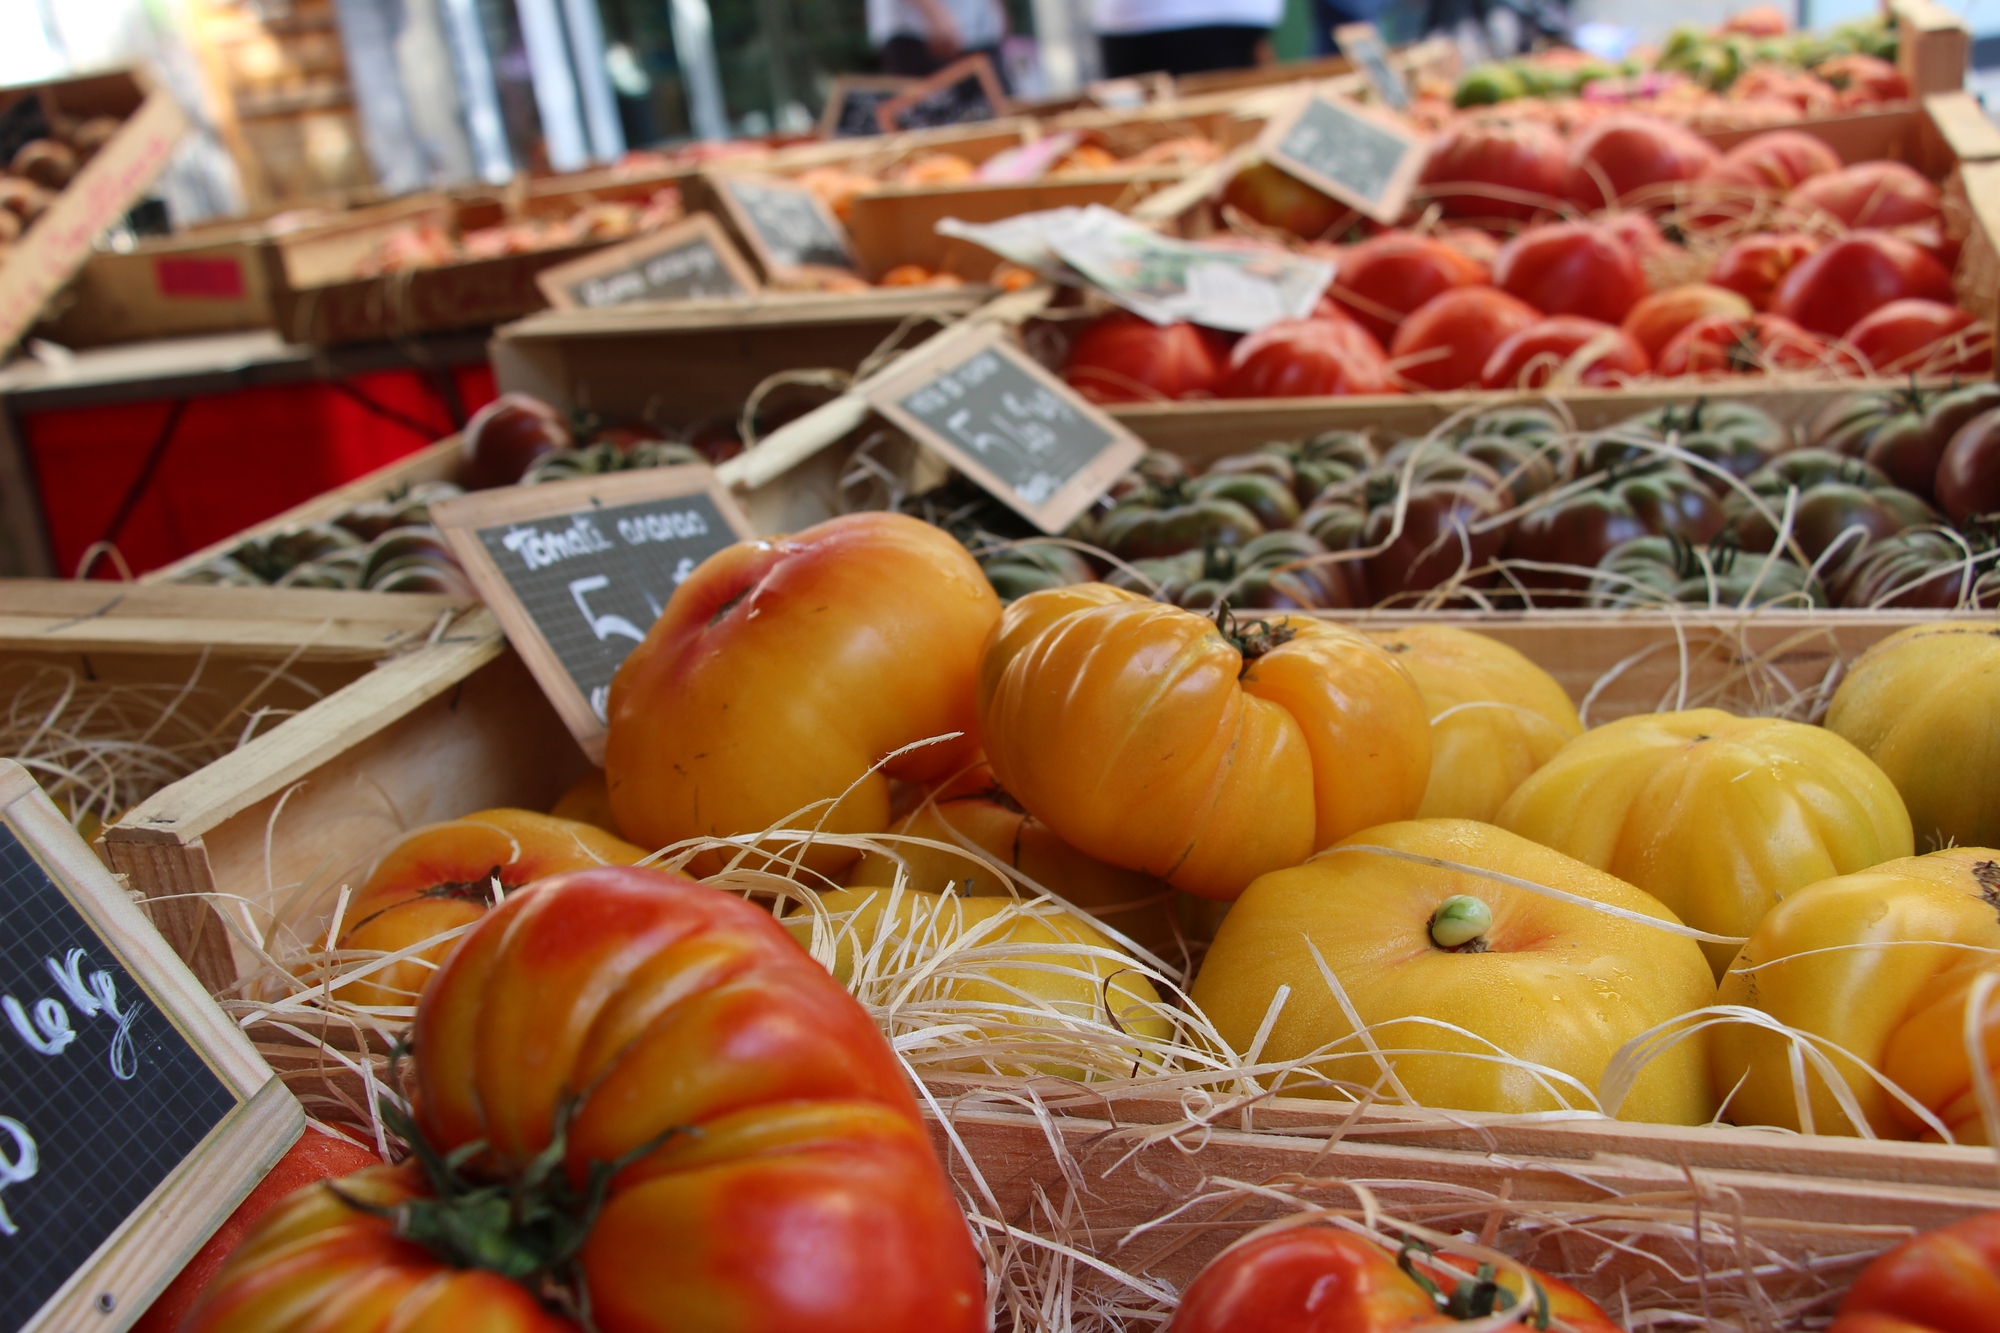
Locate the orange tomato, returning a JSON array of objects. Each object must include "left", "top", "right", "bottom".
[
  {"left": 334, "top": 808, "right": 645, "bottom": 1007},
  {"left": 606, "top": 512, "right": 1000, "bottom": 875},
  {"left": 1829, "top": 1212, "right": 2000, "bottom": 1333},
  {"left": 977, "top": 585, "right": 1429, "bottom": 900}
]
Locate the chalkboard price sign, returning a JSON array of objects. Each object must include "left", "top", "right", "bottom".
[
  {"left": 536, "top": 215, "right": 759, "bottom": 310},
  {"left": 1260, "top": 88, "right": 1426, "bottom": 225},
  {"left": 818, "top": 76, "right": 912, "bottom": 137},
  {"left": 0, "top": 760, "right": 301, "bottom": 1333},
  {"left": 711, "top": 174, "right": 857, "bottom": 280},
  {"left": 874, "top": 54, "right": 1006, "bottom": 133},
  {"left": 870, "top": 328, "right": 1144, "bottom": 534},
  {"left": 432, "top": 466, "right": 756, "bottom": 763},
  {"left": 1334, "top": 22, "right": 1410, "bottom": 111}
]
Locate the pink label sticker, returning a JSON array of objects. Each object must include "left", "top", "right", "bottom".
[{"left": 154, "top": 256, "right": 245, "bottom": 300}]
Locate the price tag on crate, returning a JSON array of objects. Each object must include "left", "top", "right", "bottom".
[
  {"left": 869, "top": 326, "right": 1144, "bottom": 534},
  {"left": 875, "top": 54, "right": 1007, "bottom": 133},
  {"left": 536, "top": 215, "right": 760, "bottom": 310},
  {"left": 818, "top": 75, "right": 913, "bottom": 137},
  {"left": 1257, "top": 86, "right": 1427, "bottom": 224},
  {"left": 710, "top": 174, "right": 858, "bottom": 282},
  {"left": 1334, "top": 22, "right": 1410, "bottom": 111},
  {"left": 0, "top": 759, "right": 302, "bottom": 1333},
  {"left": 431, "top": 466, "right": 755, "bottom": 763}
]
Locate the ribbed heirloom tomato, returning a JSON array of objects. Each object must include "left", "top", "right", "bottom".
[
  {"left": 1493, "top": 222, "right": 1649, "bottom": 325},
  {"left": 1622, "top": 285, "right": 1754, "bottom": 362},
  {"left": 1829, "top": 1212, "right": 2000, "bottom": 1333},
  {"left": 1219, "top": 315, "right": 1396, "bottom": 398},
  {"left": 1772, "top": 232, "right": 1953, "bottom": 337},
  {"left": 182, "top": 866, "right": 987, "bottom": 1333},
  {"left": 1064, "top": 310, "right": 1232, "bottom": 403},
  {"left": 605, "top": 512, "right": 1000, "bottom": 875},
  {"left": 1331, "top": 232, "right": 1490, "bottom": 344},
  {"left": 1479, "top": 316, "right": 1649, "bottom": 390},
  {"left": 1709, "top": 232, "right": 1819, "bottom": 310},
  {"left": 1390, "top": 287, "right": 1541, "bottom": 391},
  {"left": 1417, "top": 117, "right": 1568, "bottom": 222},
  {"left": 977, "top": 584, "right": 1430, "bottom": 901},
  {"left": 1564, "top": 114, "right": 1720, "bottom": 212}
]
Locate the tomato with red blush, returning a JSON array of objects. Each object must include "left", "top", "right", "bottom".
[
  {"left": 1709, "top": 232, "right": 1820, "bottom": 310},
  {"left": 1772, "top": 233, "right": 1954, "bottom": 337},
  {"left": 1480, "top": 316, "right": 1650, "bottom": 390},
  {"left": 1331, "top": 232, "right": 1490, "bottom": 344},
  {"left": 1493, "top": 221, "right": 1650, "bottom": 324},
  {"left": 1389, "top": 287, "right": 1541, "bottom": 391}
]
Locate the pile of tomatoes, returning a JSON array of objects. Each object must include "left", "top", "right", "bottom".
[{"left": 1067, "top": 114, "right": 1985, "bottom": 401}]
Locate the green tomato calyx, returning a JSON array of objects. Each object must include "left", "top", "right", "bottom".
[{"left": 1430, "top": 895, "right": 1493, "bottom": 951}]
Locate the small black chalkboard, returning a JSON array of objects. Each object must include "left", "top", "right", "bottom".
[
  {"left": 1261, "top": 89, "right": 1426, "bottom": 225},
  {"left": 713, "top": 175, "right": 856, "bottom": 278},
  {"left": 870, "top": 329, "right": 1144, "bottom": 534},
  {"left": 818, "top": 77, "right": 912, "bottom": 138},
  {"left": 537, "top": 215, "right": 760, "bottom": 310},
  {"left": 432, "top": 466, "right": 757, "bottom": 762},
  {"left": 1334, "top": 22, "right": 1410, "bottom": 111},
  {"left": 875, "top": 55, "right": 1006, "bottom": 133},
  {"left": 0, "top": 761, "right": 300, "bottom": 1333}
]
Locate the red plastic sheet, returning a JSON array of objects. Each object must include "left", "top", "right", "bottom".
[{"left": 25, "top": 363, "right": 496, "bottom": 578}]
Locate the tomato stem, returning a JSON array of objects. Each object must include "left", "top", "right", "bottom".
[
  {"left": 1210, "top": 600, "right": 1296, "bottom": 670},
  {"left": 1429, "top": 895, "right": 1492, "bottom": 951}
]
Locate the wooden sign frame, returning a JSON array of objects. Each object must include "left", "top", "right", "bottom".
[
  {"left": 1254, "top": 84, "right": 1427, "bottom": 225},
  {"left": 706, "top": 173, "right": 858, "bottom": 284},
  {"left": 867, "top": 324, "right": 1144, "bottom": 534},
  {"left": 1334, "top": 21, "right": 1410, "bottom": 111},
  {"left": 535, "top": 214, "right": 760, "bottom": 310},
  {"left": 817, "top": 75, "right": 914, "bottom": 138},
  {"left": 874, "top": 54, "right": 1008, "bottom": 133},
  {"left": 430, "top": 466, "right": 755, "bottom": 765},
  {"left": 0, "top": 760, "right": 302, "bottom": 1333}
]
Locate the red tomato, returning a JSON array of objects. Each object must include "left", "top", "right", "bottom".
[
  {"left": 1600, "top": 209, "right": 1671, "bottom": 264},
  {"left": 1656, "top": 312, "right": 1843, "bottom": 375},
  {"left": 1788, "top": 161, "right": 1942, "bottom": 231},
  {"left": 1219, "top": 316, "right": 1397, "bottom": 398},
  {"left": 1493, "top": 221, "right": 1650, "bottom": 324},
  {"left": 1721, "top": 3, "right": 1788, "bottom": 35},
  {"left": 1703, "top": 130, "right": 1841, "bottom": 194},
  {"left": 185, "top": 868, "right": 987, "bottom": 1333},
  {"left": 461, "top": 393, "right": 572, "bottom": 489},
  {"left": 1063, "top": 311, "right": 1232, "bottom": 403},
  {"left": 1331, "top": 232, "right": 1489, "bottom": 343},
  {"left": 1169, "top": 1228, "right": 1438, "bottom": 1333},
  {"left": 1418, "top": 117, "right": 1567, "bottom": 222},
  {"left": 1816, "top": 53, "right": 1910, "bottom": 107},
  {"left": 1439, "top": 227, "right": 1500, "bottom": 267},
  {"left": 1709, "top": 232, "right": 1820, "bottom": 310},
  {"left": 1622, "top": 284, "right": 1755, "bottom": 361},
  {"left": 1773, "top": 232, "right": 1954, "bottom": 336},
  {"left": 1223, "top": 160, "right": 1350, "bottom": 239},
  {"left": 1389, "top": 287, "right": 1541, "bottom": 391},
  {"left": 1845, "top": 299, "right": 1993, "bottom": 377},
  {"left": 132, "top": 1131, "right": 382, "bottom": 1333},
  {"left": 1480, "top": 316, "right": 1650, "bottom": 389},
  {"left": 1564, "top": 113, "right": 1721, "bottom": 211},
  {"left": 1827, "top": 1211, "right": 2000, "bottom": 1333}
]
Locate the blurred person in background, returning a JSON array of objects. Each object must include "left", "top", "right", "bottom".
[
  {"left": 871, "top": 0, "right": 1010, "bottom": 84},
  {"left": 1095, "top": 0, "right": 1280, "bottom": 77}
]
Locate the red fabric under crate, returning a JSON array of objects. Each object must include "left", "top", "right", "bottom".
[{"left": 27, "top": 363, "right": 496, "bottom": 578}]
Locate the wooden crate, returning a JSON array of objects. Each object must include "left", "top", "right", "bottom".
[
  {"left": 0, "top": 67, "right": 189, "bottom": 355},
  {"left": 97, "top": 602, "right": 2000, "bottom": 1325}
]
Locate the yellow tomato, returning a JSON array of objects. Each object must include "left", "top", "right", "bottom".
[
  {"left": 1496, "top": 708, "right": 1912, "bottom": 977},
  {"left": 1826, "top": 622, "right": 2000, "bottom": 853},
  {"left": 978, "top": 585, "right": 1430, "bottom": 901},
  {"left": 1713, "top": 848, "right": 2000, "bottom": 1138},
  {"left": 1190, "top": 819, "right": 1717, "bottom": 1123},
  {"left": 1364, "top": 625, "right": 1583, "bottom": 821},
  {"left": 549, "top": 768, "right": 619, "bottom": 835},
  {"left": 788, "top": 885, "right": 1172, "bottom": 1079},
  {"left": 845, "top": 764, "right": 1177, "bottom": 953}
]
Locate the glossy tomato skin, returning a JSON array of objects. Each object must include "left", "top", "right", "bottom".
[
  {"left": 1223, "top": 160, "right": 1348, "bottom": 239},
  {"left": 1710, "top": 232, "right": 1819, "bottom": 310},
  {"left": 1772, "top": 233, "right": 1954, "bottom": 337},
  {"left": 1418, "top": 117, "right": 1567, "bottom": 222},
  {"left": 1845, "top": 299, "right": 1991, "bottom": 377},
  {"left": 1390, "top": 287, "right": 1541, "bottom": 390},
  {"left": 1788, "top": 161, "right": 1941, "bottom": 231},
  {"left": 133, "top": 1132, "right": 382, "bottom": 1333},
  {"left": 1480, "top": 316, "right": 1649, "bottom": 389},
  {"left": 1064, "top": 311, "right": 1231, "bottom": 403},
  {"left": 1493, "top": 222, "right": 1649, "bottom": 325},
  {"left": 1622, "top": 285, "right": 1753, "bottom": 361},
  {"left": 977, "top": 585, "right": 1430, "bottom": 901},
  {"left": 461, "top": 393, "right": 572, "bottom": 489},
  {"left": 420, "top": 867, "right": 985, "bottom": 1333},
  {"left": 1704, "top": 129, "right": 1842, "bottom": 193},
  {"left": 1168, "top": 1228, "right": 1440, "bottom": 1333},
  {"left": 1656, "top": 312, "right": 1838, "bottom": 376},
  {"left": 1937, "top": 407, "right": 2000, "bottom": 524},
  {"left": 1507, "top": 467, "right": 1723, "bottom": 594},
  {"left": 1829, "top": 1213, "right": 2000, "bottom": 1333},
  {"left": 1331, "top": 232, "right": 1489, "bottom": 344},
  {"left": 604, "top": 512, "right": 1000, "bottom": 875},
  {"left": 1563, "top": 113, "right": 1721, "bottom": 211},
  {"left": 1219, "top": 316, "right": 1395, "bottom": 398}
]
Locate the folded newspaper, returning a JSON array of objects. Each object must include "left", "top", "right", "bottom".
[{"left": 937, "top": 205, "right": 1334, "bottom": 333}]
